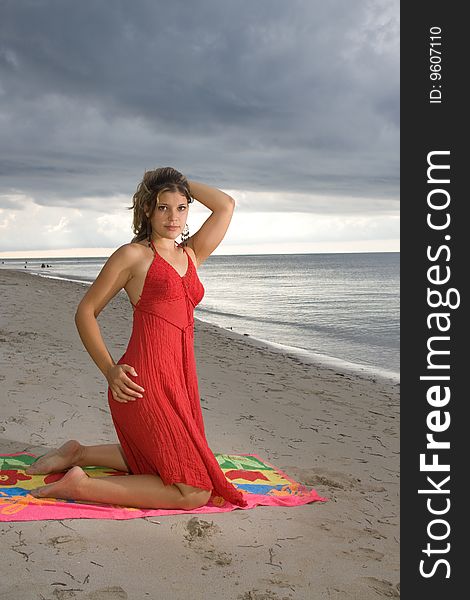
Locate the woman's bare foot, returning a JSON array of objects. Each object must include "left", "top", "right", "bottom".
[
  {"left": 25, "top": 440, "right": 83, "bottom": 475},
  {"left": 29, "top": 465, "right": 88, "bottom": 500}
]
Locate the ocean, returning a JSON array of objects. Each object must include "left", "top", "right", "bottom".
[{"left": 1, "top": 252, "right": 399, "bottom": 379}]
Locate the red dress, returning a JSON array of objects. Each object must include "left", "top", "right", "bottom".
[{"left": 108, "top": 240, "right": 247, "bottom": 507}]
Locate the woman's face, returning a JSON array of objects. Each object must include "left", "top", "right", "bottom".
[{"left": 147, "top": 190, "right": 189, "bottom": 241}]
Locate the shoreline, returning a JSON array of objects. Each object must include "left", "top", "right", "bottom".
[
  {"left": 195, "top": 314, "right": 400, "bottom": 386},
  {"left": 5, "top": 266, "right": 400, "bottom": 384},
  {"left": 0, "top": 268, "right": 400, "bottom": 599}
]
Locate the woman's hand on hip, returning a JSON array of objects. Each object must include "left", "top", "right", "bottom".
[{"left": 107, "top": 364, "right": 145, "bottom": 403}]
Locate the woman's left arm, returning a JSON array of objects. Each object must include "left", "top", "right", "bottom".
[{"left": 186, "top": 179, "right": 235, "bottom": 266}]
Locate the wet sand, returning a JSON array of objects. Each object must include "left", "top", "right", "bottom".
[{"left": 0, "top": 268, "right": 399, "bottom": 599}]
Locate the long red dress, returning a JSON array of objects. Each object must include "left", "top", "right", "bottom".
[{"left": 107, "top": 239, "right": 247, "bottom": 507}]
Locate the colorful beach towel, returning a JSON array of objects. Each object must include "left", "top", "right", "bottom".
[{"left": 0, "top": 453, "right": 326, "bottom": 522}]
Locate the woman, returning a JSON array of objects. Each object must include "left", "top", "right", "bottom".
[{"left": 27, "top": 167, "right": 247, "bottom": 510}]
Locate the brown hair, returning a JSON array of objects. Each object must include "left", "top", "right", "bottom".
[{"left": 129, "top": 167, "right": 193, "bottom": 243}]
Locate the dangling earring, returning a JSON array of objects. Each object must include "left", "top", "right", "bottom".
[
  {"left": 181, "top": 223, "right": 189, "bottom": 245},
  {"left": 146, "top": 219, "right": 152, "bottom": 247}
]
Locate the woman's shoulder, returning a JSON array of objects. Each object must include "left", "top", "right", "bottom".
[{"left": 106, "top": 242, "right": 148, "bottom": 269}]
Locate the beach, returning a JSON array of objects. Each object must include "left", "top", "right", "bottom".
[{"left": 0, "top": 269, "right": 399, "bottom": 599}]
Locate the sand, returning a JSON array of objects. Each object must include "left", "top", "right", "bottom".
[{"left": 0, "top": 268, "right": 399, "bottom": 600}]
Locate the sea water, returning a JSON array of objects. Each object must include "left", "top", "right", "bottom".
[{"left": 1, "top": 252, "right": 399, "bottom": 378}]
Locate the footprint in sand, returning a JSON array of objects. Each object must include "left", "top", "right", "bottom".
[
  {"left": 283, "top": 466, "right": 358, "bottom": 492},
  {"left": 237, "top": 590, "right": 290, "bottom": 600},
  {"left": 201, "top": 547, "right": 233, "bottom": 566},
  {"left": 178, "top": 517, "right": 234, "bottom": 568},
  {"left": 46, "top": 534, "right": 88, "bottom": 556},
  {"left": 85, "top": 587, "right": 128, "bottom": 600},
  {"left": 360, "top": 577, "right": 400, "bottom": 597},
  {"left": 183, "top": 516, "right": 221, "bottom": 543},
  {"left": 344, "top": 547, "right": 384, "bottom": 561}
]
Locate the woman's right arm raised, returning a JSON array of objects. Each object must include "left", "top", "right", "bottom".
[{"left": 74, "top": 244, "right": 145, "bottom": 403}]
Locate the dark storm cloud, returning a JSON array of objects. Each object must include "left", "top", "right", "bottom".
[{"left": 0, "top": 0, "right": 399, "bottom": 212}]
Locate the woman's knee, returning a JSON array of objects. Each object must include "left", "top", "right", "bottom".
[
  {"left": 182, "top": 490, "right": 211, "bottom": 510},
  {"left": 175, "top": 484, "right": 211, "bottom": 510}
]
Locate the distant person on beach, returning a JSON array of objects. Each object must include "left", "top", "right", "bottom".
[{"left": 27, "top": 167, "right": 247, "bottom": 510}]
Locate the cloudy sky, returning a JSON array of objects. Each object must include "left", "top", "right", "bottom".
[{"left": 0, "top": 0, "right": 399, "bottom": 257}]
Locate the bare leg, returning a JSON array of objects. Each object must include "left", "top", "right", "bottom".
[
  {"left": 29, "top": 466, "right": 212, "bottom": 510},
  {"left": 26, "top": 440, "right": 129, "bottom": 475},
  {"left": 79, "top": 444, "right": 130, "bottom": 472}
]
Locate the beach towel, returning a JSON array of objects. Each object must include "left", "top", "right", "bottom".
[{"left": 0, "top": 452, "right": 326, "bottom": 522}]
